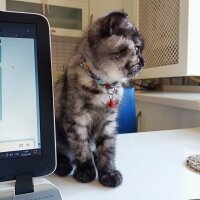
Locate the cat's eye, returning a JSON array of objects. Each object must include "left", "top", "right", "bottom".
[
  {"left": 119, "top": 47, "right": 128, "bottom": 54},
  {"left": 112, "top": 47, "right": 128, "bottom": 58},
  {"left": 111, "top": 52, "right": 121, "bottom": 58},
  {"left": 135, "top": 46, "right": 140, "bottom": 54},
  {"left": 113, "top": 51, "right": 120, "bottom": 56}
]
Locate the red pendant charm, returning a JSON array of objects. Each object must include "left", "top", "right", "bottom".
[{"left": 108, "top": 99, "right": 116, "bottom": 108}]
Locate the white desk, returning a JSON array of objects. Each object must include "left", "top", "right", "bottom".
[{"left": 47, "top": 128, "right": 200, "bottom": 200}]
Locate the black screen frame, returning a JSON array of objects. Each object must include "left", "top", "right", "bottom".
[{"left": 0, "top": 11, "right": 56, "bottom": 182}]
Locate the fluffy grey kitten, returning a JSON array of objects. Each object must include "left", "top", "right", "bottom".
[{"left": 54, "top": 11, "right": 144, "bottom": 187}]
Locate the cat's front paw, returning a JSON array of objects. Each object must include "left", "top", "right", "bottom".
[
  {"left": 55, "top": 154, "right": 73, "bottom": 177},
  {"left": 99, "top": 170, "right": 123, "bottom": 187},
  {"left": 73, "top": 163, "right": 96, "bottom": 183}
]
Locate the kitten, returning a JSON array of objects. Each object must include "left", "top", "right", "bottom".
[{"left": 54, "top": 11, "right": 144, "bottom": 187}]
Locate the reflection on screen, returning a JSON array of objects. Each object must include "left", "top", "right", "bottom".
[{"left": 0, "top": 22, "right": 40, "bottom": 159}]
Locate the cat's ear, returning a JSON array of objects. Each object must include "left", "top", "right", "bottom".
[
  {"left": 87, "top": 11, "right": 128, "bottom": 48},
  {"left": 100, "top": 11, "right": 128, "bottom": 37}
]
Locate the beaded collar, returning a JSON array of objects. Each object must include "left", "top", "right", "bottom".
[{"left": 79, "top": 57, "right": 120, "bottom": 108}]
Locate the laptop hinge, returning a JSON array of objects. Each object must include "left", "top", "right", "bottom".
[{"left": 15, "top": 174, "right": 34, "bottom": 195}]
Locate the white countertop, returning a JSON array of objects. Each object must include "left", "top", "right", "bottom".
[
  {"left": 47, "top": 128, "right": 200, "bottom": 200},
  {"left": 136, "top": 91, "right": 200, "bottom": 111}
]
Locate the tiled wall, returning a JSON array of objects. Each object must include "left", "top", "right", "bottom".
[{"left": 51, "top": 36, "right": 81, "bottom": 82}]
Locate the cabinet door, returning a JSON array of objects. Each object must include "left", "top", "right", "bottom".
[
  {"left": 3, "top": 0, "right": 89, "bottom": 37},
  {"left": 47, "top": 0, "right": 89, "bottom": 37},
  {"left": 136, "top": 100, "right": 200, "bottom": 132},
  {"left": 0, "top": 1, "right": 6, "bottom": 10}
]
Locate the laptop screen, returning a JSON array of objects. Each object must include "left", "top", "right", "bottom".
[{"left": 0, "top": 22, "right": 41, "bottom": 159}]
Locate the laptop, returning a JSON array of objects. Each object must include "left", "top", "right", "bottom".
[{"left": 0, "top": 11, "right": 60, "bottom": 199}]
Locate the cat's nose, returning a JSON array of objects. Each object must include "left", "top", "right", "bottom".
[{"left": 138, "top": 55, "right": 144, "bottom": 67}]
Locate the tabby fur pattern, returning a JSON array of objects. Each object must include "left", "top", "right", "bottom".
[{"left": 54, "top": 11, "right": 144, "bottom": 187}]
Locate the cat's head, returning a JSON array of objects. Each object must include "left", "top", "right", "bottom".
[{"left": 87, "top": 11, "right": 144, "bottom": 83}]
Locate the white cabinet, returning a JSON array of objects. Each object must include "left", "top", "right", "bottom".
[
  {"left": 136, "top": 92, "right": 200, "bottom": 132},
  {"left": 89, "top": 0, "right": 139, "bottom": 28},
  {"left": 89, "top": 0, "right": 122, "bottom": 22},
  {"left": 0, "top": 0, "right": 137, "bottom": 37},
  {"left": 121, "top": 0, "right": 139, "bottom": 25},
  {"left": 0, "top": 0, "right": 89, "bottom": 37},
  {"left": 89, "top": 0, "right": 139, "bottom": 29}
]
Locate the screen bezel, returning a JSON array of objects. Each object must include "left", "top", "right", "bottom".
[{"left": 0, "top": 11, "right": 56, "bottom": 182}]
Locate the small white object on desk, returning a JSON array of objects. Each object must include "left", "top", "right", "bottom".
[{"left": 47, "top": 128, "right": 200, "bottom": 200}]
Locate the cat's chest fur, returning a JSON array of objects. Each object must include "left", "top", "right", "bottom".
[
  {"left": 91, "top": 85, "right": 123, "bottom": 107},
  {"left": 71, "top": 67, "right": 123, "bottom": 109}
]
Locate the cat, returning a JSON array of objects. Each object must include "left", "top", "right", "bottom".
[{"left": 54, "top": 11, "right": 144, "bottom": 187}]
